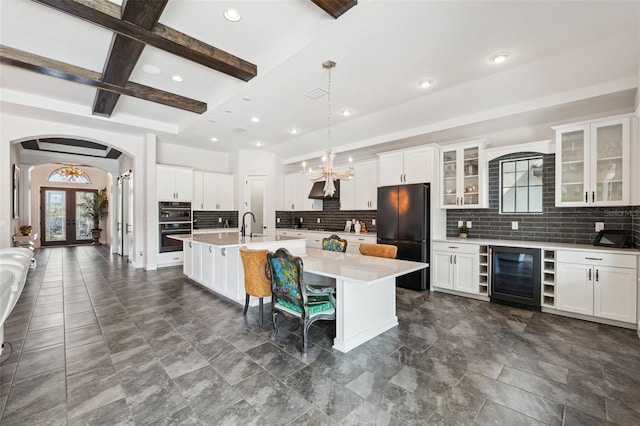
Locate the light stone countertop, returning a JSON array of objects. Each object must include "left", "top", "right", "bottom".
[
  {"left": 168, "top": 232, "right": 303, "bottom": 248},
  {"left": 301, "top": 248, "right": 428, "bottom": 285},
  {"left": 433, "top": 237, "right": 640, "bottom": 255}
]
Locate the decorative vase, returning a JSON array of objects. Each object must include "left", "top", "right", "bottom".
[
  {"left": 459, "top": 233, "right": 468, "bottom": 239},
  {"left": 354, "top": 221, "right": 361, "bottom": 234}
]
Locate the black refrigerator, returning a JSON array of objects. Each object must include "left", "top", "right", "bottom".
[{"left": 377, "top": 183, "right": 430, "bottom": 290}]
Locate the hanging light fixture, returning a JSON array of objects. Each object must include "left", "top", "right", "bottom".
[
  {"left": 58, "top": 165, "right": 87, "bottom": 182},
  {"left": 304, "top": 60, "right": 353, "bottom": 197}
]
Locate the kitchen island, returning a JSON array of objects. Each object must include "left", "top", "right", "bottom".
[
  {"left": 172, "top": 232, "right": 428, "bottom": 352},
  {"left": 170, "top": 232, "right": 306, "bottom": 306}
]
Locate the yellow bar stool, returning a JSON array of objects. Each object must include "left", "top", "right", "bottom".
[{"left": 239, "top": 246, "right": 272, "bottom": 325}]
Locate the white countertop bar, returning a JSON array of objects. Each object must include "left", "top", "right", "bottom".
[
  {"left": 168, "top": 232, "right": 304, "bottom": 248},
  {"left": 434, "top": 238, "right": 640, "bottom": 255},
  {"left": 302, "top": 248, "right": 428, "bottom": 285}
]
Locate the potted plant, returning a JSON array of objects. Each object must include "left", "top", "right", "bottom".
[
  {"left": 458, "top": 224, "right": 469, "bottom": 239},
  {"left": 79, "top": 188, "right": 108, "bottom": 245}
]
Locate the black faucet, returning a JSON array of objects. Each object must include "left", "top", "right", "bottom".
[{"left": 241, "top": 211, "right": 256, "bottom": 237}]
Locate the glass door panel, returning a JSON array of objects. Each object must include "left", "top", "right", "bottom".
[
  {"left": 441, "top": 149, "right": 457, "bottom": 206},
  {"left": 463, "top": 147, "right": 479, "bottom": 205},
  {"left": 594, "top": 124, "right": 623, "bottom": 203},
  {"left": 44, "top": 190, "right": 66, "bottom": 242},
  {"left": 560, "top": 129, "right": 586, "bottom": 203},
  {"left": 76, "top": 191, "right": 95, "bottom": 241}
]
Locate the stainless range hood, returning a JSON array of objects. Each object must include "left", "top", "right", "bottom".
[{"left": 308, "top": 180, "right": 340, "bottom": 199}]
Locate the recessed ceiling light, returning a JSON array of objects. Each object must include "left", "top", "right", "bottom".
[
  {"left": 254, "top": 141, "right": 263, "bottom": 147},
  {"left": 242, "top": 96, "right": 252, "bottom": 102},
  {"left": 250, "top": 117, "right": 260, "bottom": 123},
  {"left": 341, "top": 109, "right": 352, "bottom": 117},
  {"left": 210, "top": 137, "right": 219, "bottom": 142},
  {"left": 142, "top": 65, "right": 160, "bottom": 75},
  {"left": 208, "top": 119, "right": 216, "bottom": 123},
  {"left": 224, "top": 109, "right": 233, "bottom": 114},
  {"left": 418, "top": 79, "right": 434, "bottom": 89},
  {"left": 289, "top": 128, "right": 300, "bottom": 135},
  {"left": 171, "top": 75, "right": 184, "bottom": 82},
  {"left": 224, "top": 8, "right": 241, "bottom": 22},
  {"left": 489, "top": 52, "right": 510, "bottom": 64}
]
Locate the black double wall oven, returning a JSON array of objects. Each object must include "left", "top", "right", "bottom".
[
  {"left": 159, "top": 202, "right": 191, "bottom": 253},
  {"left": 490, "top": 246, "right": 541, "bottom": 310}
]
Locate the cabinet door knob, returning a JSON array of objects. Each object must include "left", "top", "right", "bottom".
[
  {"left": 595, "top": 269, "right": 599, "bottom": 281},
  {"left": 588, "top": 268, "right": 592, "bottom": 281}
]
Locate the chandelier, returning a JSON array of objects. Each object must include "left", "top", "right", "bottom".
[
  {"left": 303, "top": 60, "right": 353, "bottom": 197},
  {"left": 58, "top": 165, "right": 87, "bottom": 182}
]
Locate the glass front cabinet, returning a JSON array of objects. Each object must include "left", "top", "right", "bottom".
[
  {"left": 440, "top": 142, "right": 486, "bottom": 209},
  {"left": 555, "top": 117, "right": 629, "bottom": 207}
]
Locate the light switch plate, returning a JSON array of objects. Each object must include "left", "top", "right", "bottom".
[
  {"left": 218, "top": 217, "right": 222, "bottom": 223},
  {"left": 277, "top": 217, "right": 280, "bottom": 223},
  {"left": 595, "top": 222, "right": 604, "bottom": 232},
  {"left": 458, "top": 220, "right": 464, "bottom": 227},
  {"left": 372, "top": 219, "right": 376, "bottom": 225},
  {"left": 466, "top": 221, "right": 472, "bottom": 228},
  {"left": 317, "top": 218, "right": 321, "bottom": 223},
  {"left": 300, "top": 218, "right": 303, "bottom": 223},
  {"left": 511, "top": 221, "right": 518, "bottom": 230}
]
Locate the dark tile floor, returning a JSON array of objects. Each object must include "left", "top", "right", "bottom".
[{"left": 1, "top": 246, "right": 639, "bottom": 425}]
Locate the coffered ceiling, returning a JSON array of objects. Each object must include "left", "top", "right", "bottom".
[{"left": 1, "top": 1, "right": 638, "bottom": 165}]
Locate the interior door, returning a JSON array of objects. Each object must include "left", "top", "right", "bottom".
[
  {"left": 41, "top": 187, "right": 96, "bottom": 246},
  {"left": 246, "top": 175, "right": 268, "bottom": 235},
  {"left": 122, "top": 175, "right": 133, "bottom": 259},
  {"left": 116, "top": 178, "right": 123, "bottom": 255}
]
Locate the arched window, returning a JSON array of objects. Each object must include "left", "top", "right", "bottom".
[{"left": 48, "top": 166, "right": 92, "bottom": 184}]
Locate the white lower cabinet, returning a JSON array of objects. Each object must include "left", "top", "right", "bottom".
[
  {"left": 556, "top": 250, "right": 637, "bottom": 323},
  {"left": 432, "top": 242, "right": 479, "bottom": 294}
]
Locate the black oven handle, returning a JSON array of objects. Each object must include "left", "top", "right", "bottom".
[{"left": 160, "top": 229, "right": 190, "bottom": 234}]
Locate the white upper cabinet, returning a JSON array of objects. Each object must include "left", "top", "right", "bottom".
[
  {"left": 378, "top": 146, "right": 436, "bottom": 186},
  {"left": 340, "top": 160, "right": 378, "bottom": 210},
  {"left": 555, "top": 116, "right": 630, "bottom": 207},
  {"left": 157, "top": 165, "right": 193, "bottom": 202},
  {"left": 283, "top": 173, "right": 322, "bottom": 211},
  {"left": 193, "top": 171, "right": 235, "bottom": 211},
  {"left": 440, "top": 142, "right": 486, "bottom": 209}
]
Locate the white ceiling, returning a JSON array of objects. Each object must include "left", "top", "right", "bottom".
[{"left": 1, "top": 0, "right": 639, "bottom": 167}]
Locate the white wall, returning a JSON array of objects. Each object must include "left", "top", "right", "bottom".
[{"left": 157, "top": 143, "right": 230, "bottom": 173}]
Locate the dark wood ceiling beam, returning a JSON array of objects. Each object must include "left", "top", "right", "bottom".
[
  {"left": 93, "top": 0, "right": 168, "bottom": 117},
  {"left": 311, "top": 0, "right": 357, "bottom": 19},
  {"left": 0, "top": 45, "right": 207, "bottom": 114},
  {"left": 31, "top": 0, "right": 257, "bottom": 81}
]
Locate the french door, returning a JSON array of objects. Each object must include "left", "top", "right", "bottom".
[{"left": 41, "top": 187, "right": 96, "bottom": 246}]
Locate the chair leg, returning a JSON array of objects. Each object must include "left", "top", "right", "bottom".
[
  {"left": 302, "top": 321, "right": 311, "bottom": 357},
  {"left": 259, "top": 298, "right": 264, "bottom": 326},
  {"left": 243, "top": 294, "right": 250, "bottom": 315},
  {"left": 270, "top": 312, "right": 279, "bottom": 340}
]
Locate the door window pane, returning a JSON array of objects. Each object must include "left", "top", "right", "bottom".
[{"left": 45, "top": 190, "right": 66, "bottom": 242}]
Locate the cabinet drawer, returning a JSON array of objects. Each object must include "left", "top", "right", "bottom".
[
  {"left": 433, "top": 241, "right": 479, "bottom": 255},
  {"left": 556, "top": 250, "right": 636, "bottom": 269},
  {"left": 344, "top": 234, "right": 376, "bottom": 244}
]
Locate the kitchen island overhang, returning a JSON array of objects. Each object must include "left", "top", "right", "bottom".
[{"left": 170, "top": 232, "right": 428, "bottom": 352}]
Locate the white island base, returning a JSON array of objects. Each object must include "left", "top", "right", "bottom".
[{"left": 331, "top": 274, "right": 397, "bottom": 352}]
